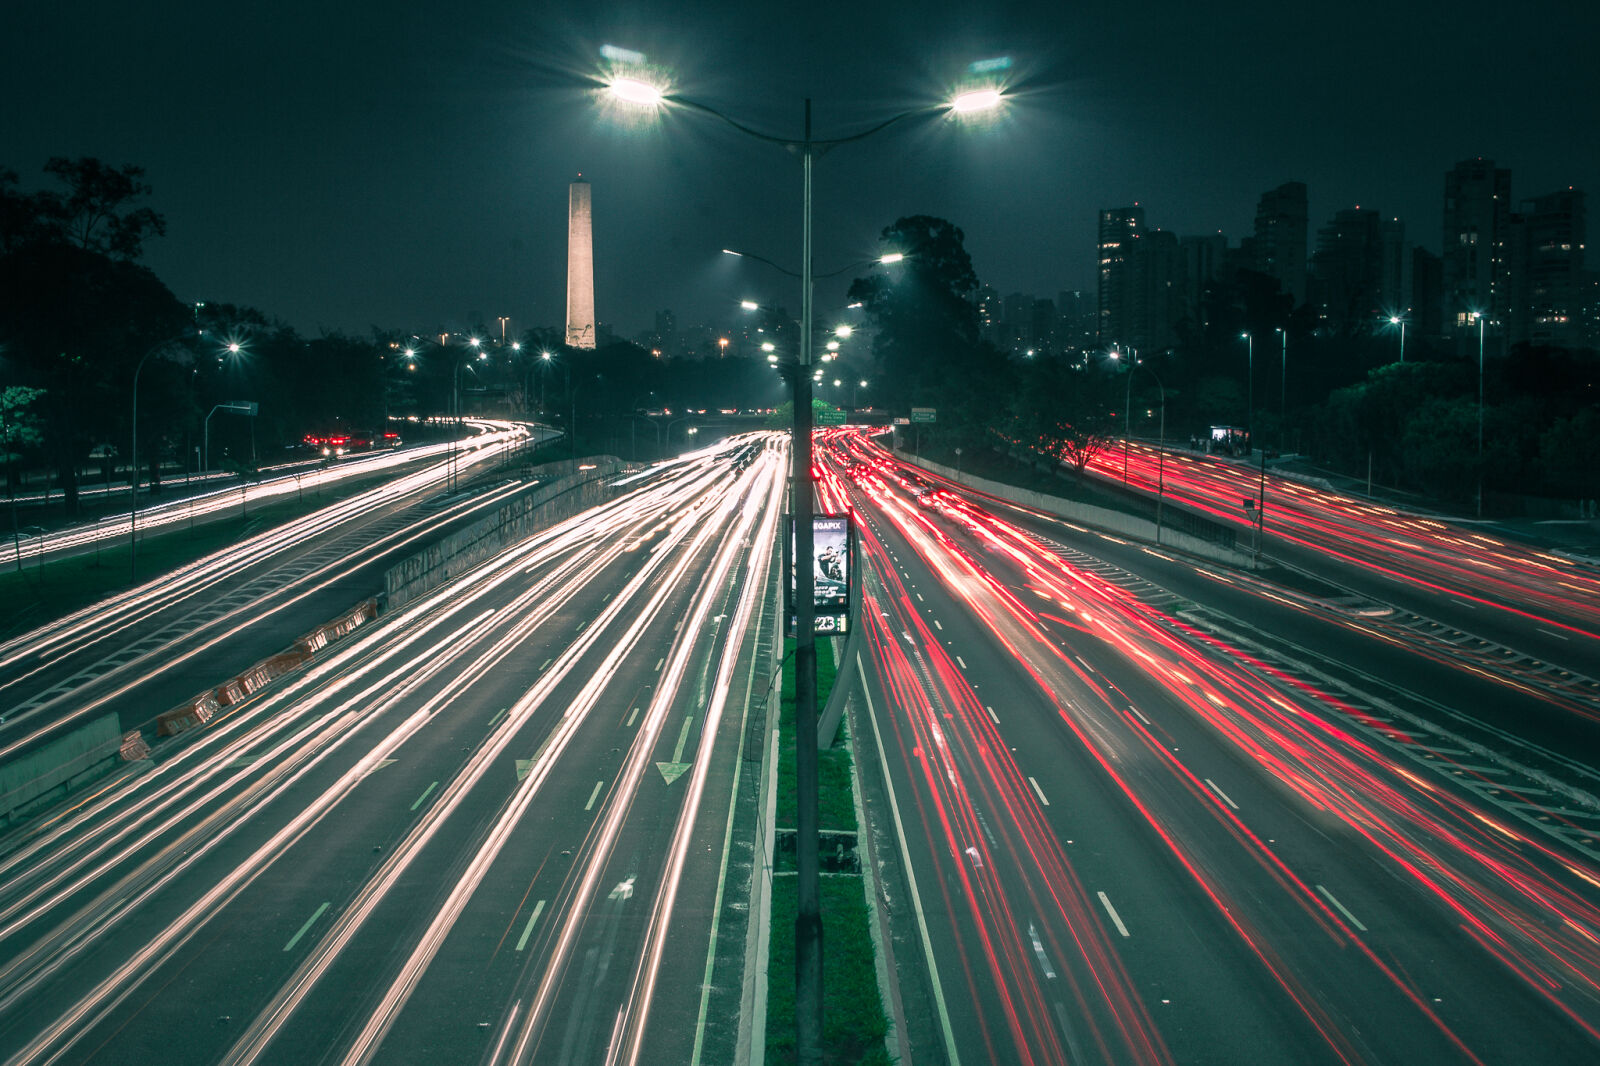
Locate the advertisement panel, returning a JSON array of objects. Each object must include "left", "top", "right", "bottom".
[{"left": 785, "top": 513, "right": 854, "bottom": 635}]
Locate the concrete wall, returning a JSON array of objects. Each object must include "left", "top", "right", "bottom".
[
  {"left": 897, "top": 450, "right": 1251, "bottom": 568},
  {"left": 1, "top": 711, "right": 122, "bottom": 828},
  {"left": 384, "top": 458, "right": 634, "bottom": 610}
]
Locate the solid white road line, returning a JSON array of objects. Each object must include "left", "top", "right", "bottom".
[{"left": 861, "top": 677, "right": 961, "bottom": 1065}]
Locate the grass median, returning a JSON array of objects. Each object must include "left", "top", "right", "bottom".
[{"left": 766, "top": 634, "right": 892, "bottom": 1066}]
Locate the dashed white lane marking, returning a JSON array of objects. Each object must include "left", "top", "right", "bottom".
[
  {"left": 1316, "top": 884, "right": 1368, "bottom": 932},
  {"left": 1028, "top": 776, "right": 1050, "bottom": 806},
  {"left": 986, "top": 705, "right": 999, "bottom": 724},
  {"left": 1128, "top": 705, "right": 1151, "bottom": 726},
  {"left": 1536, "top": 628, "right": 1571, "bottom": 641},
  {"left": 1205, "top": 778, "right": 1240, "bottom": 810},
  {"left": 515, "top": 899, "right": 547, "bottom": 951},
  {"left": 956, "top": 655, "right": 968, "bottom": 669},
  {"left": 933, "top": 619, "right": 943, "bottom": 631},
  {"left": 1029, "top": 922, "right": 1057, "bottom": 979},
  {"left": 585, "top": 780, "right": 605, "bottom": 811},
  {"left": 1450, "top": 599, "right": 1478, "bottom": 610},
  {"left": 1097, "top": 891, "right": 1130, "bottom": 937}
]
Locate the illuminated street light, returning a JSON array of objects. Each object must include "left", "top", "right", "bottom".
[
  {"left": 834, "top": 325, "right": 852, "bottom": 338},
  {"left": 1389, "top": 314, "right": 1407, "bottom": 364},
  {"left": 602, "top": 65, "right": 1005, "bottom": 1059},
  {"left": 608, "top": 77, "right": 664, "bottom": 107},
  {"left": 950, "top": 88, "right": 1003, "bottom": 113},
  {"left": 740, "top": 300, "right": 759, "bottom": 311}
]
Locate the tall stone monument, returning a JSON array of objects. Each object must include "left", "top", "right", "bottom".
[{"left": 566, "top": 176, "right": 596, "bottom": 349}]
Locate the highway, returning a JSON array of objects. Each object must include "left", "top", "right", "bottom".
[
  {"left": 4, "top": 418, "right": 531, "bottom": 570},
  {"left": 823, "top": 430, "right": 1600, "bottom": 1065},
  {"left": 0, "top": 434, "right": 784, "bottom": 1065},
  {"left": 1095, "top": 440, "right": 1600, "bottom": 676},
  {"left": 0, "top": 421, "right": 551, "bottom": 770}
]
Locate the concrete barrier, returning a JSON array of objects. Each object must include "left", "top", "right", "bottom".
[
  {"left": 896, "top": 449, "right": 1252, "bottom": 568},
  {"left": 1, "top": 712, "right": 123, "bottom": 828},
  {"left": 383, "top": 458, "right": 635, "bottom": 610}
]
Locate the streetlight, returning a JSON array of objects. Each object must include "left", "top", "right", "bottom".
[
  {"left": 1240, "top": 330, "right": 1254, "bottom": 455},
  {"left": 1388, "top": 314, "right": 1407, "bottom": 364},
  {"left": 606, "top": 64, "right": 1002, "bottom": 1062},
  {"left": 1276, "top": 326, "right": 1287, "bottom": 451},
  {"left": 1472, "top": 311, "right": 1489, "bottom": 517}
]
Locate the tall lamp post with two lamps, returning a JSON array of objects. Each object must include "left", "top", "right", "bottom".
[{"left": 605, "top": 65, "right": 1003, "bottom": 1063}]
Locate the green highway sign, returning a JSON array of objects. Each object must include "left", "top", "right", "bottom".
[
  {"left": 817, "top": 407, "right": 847, "bottom": 425},
  {"left": 910, "top": 407, "right": 937, "bottom": 424}
]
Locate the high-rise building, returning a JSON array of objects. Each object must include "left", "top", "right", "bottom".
[
  {"left": 1508, "top": 188, "right": 1586, "bottom": 348},
  {"left": 1097, "top": 206, "right": 1185, "bottom": 353},
  {"left": 1142, "top": 228, "right": 1183, "bottom": 352},
  {"left": 1411, "top": 247, "right": 1443, "bottom": 339},
  {"left": 1442, "top": 158, "right": 1512, "bottom": 335},
  {"left": 1098, "top": 206, "right": 1144, "bottom": 349},
  {"left": 1310, "top": 206, "right": 1390, "bottom": 331},
  {"left": 1253, "top": 182, "right": 1309, "bottom": 304},
  {"left": 1179, "top": 233, "right": 1228, "bottom": 325},
  {"left": 566, "top": 177, "right": 596, "bottom": 349},
  {"left": 1055, "top": 291, "right": 1096, "bottom": 356}
]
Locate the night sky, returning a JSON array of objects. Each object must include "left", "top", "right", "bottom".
[{"left": 6, "top": 1, "right": 1597, "bottom": 340}]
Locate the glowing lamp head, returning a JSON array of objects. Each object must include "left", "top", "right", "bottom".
[
  {"left": 609, "top": 77, "right": 664, "bottom": 107},
  {"left": 404, "top": 348, "right": 416, "bottom": 358},
  {"left": 834, "top": 325, "right": 852, "bottom": 337},
  {"left": 879, "top": 252, "right": 904, "bottom": 264},
  {"left": 761, "top": 341, "right": 776, "bottom": 352},
  {"left": 225, "top": 342, "right": 242, "bottom": 354},
  {"left": 950, "top": 88, "right": 1003, "bottom": 113},
  {"left": 1390, "top": 316, "right": 1401, "bottom": 325},
  {"left": 470, "top": 337, "right": 482, "bottom": 347},
  {"left": 740, "top": 300, "right": 759, "bottom": 311}
]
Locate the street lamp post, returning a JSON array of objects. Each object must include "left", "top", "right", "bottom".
[
  {"left": 1474, "top": 312, "right": 1487, "bottom": 517},
  {"left": 1240, "top": 330, "right": 1254, "bottom": 455},
  {"left": 606, "top": 73, "right": 1001, "bottom": 1063},
  {"left": 1277, "top": 326, "right": 1287, "bottom": 451},
  {"left": 1389, "top": 314, "right": 1407, "bottom": 364}
]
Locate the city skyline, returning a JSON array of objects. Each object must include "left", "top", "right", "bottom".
[{"left": 3, "top": 0, "right": 1597, "bottom": 338}]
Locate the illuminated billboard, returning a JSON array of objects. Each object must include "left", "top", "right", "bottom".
[{"left": 785, "top": 513, "right": 855, "bottom": 635}]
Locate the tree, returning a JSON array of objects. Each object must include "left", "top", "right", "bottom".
[
  {"left": 37, "top": 157, "right": 166, "bottom": 260},
  {"left": 1008, "top": 358, "right": 1119, "bottom": 477},
  {"left": 846, "top": 216, "right": 982, "bottom": 413}
]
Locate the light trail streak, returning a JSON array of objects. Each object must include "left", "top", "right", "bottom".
[
  {"left": 1, "top": 439, "right": 769, "bottom": 1064},
  {"left": 826, "top": 430, "right": 1600, "bottom": 1056}
]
